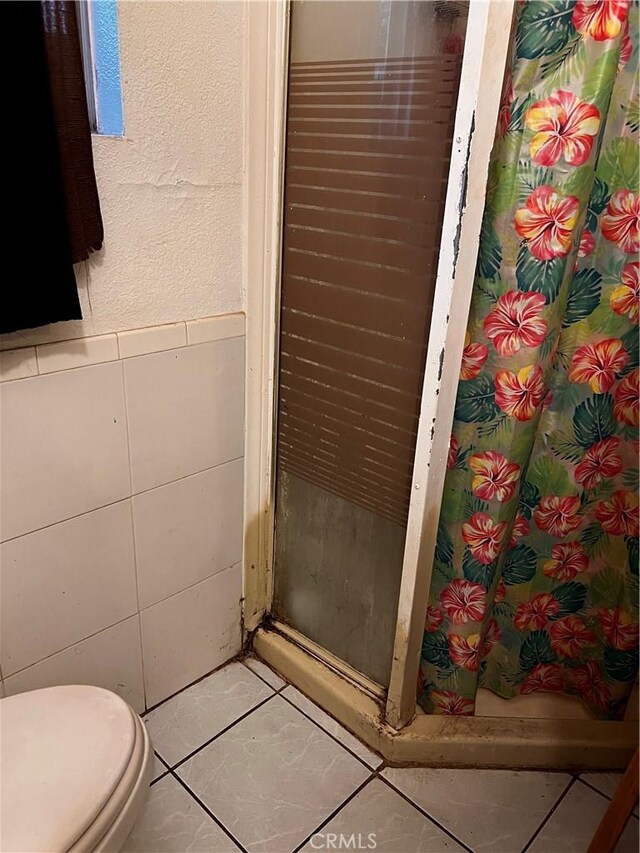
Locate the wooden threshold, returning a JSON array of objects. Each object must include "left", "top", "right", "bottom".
[{"left": 253, "top": 626, "right": 638, "bottom": 771}]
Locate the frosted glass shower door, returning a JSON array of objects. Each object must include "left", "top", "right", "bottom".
[{"left": 273, "top": 0, "right": 470, "bottom": 686}]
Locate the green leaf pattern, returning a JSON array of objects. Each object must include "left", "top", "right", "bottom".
[{"left": 419, "top": 1, "right": 639, "bottom": 720}]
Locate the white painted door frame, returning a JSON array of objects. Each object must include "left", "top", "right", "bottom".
[{"left": 243, "top": 0, "right": 515, "bottom": 729}]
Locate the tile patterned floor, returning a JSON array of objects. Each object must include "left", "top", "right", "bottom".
[{"left": 125, "top": 657, "right": 640, "bottom": 853}]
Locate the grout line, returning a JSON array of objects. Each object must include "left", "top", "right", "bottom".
[
  {"left": 241, "top": 659, "right": 288, "bottom": 693},
  {"left": 377, "top": 773, "right": 474, "bottom": 852},
  {"left": 3, "top": 613, "right": 140, "bottom": 681},
  {"left": 0, "top": 456, "right": 244, "bottom": 545},
  {"left": 169, "top": 770, "right": 249, "bottom": 853},
  {"left": 170, "top": 693, "right": 277, "bottom": 772},
  {"left": 520, "top": 776, "right": 576, "bottom": 853},
  {"left": 278, "top": 685, "right": 379, "bottom": 771},
  {"left": 150, "top": 751, "right": 171, "bottom": 786},
  {"left": 292, "top": 776, "right": 374, "bottom": 853},
  {"left": 575, "top": 776, "right": 618, "bottom": 802},
  {"left": 142, "top": 652, "right": 248, "bottom": 715},
  {"left": 139, "top": 560, "right": 242, "bottom": 615}
]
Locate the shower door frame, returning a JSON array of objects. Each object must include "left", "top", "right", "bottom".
[{"left": 244, "top": 0, "right": 515, "bottom": 729}]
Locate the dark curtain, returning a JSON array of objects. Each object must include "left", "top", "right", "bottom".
[{"left": 2, "top": 1, "right": 103, "bottom": 335}]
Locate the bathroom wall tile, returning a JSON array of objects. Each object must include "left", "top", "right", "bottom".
[
  {"left": 123, "top": 774, "right": 241, "bottom": 853},
  {"left": 529, "top": 781, "right": 639, "bottom": 853},
  {"left": 140, "top": 564, "right": 242, "bottom": 707},
  {"left": 177, "top": 695, "right": 370, "bottom": 853},
  {"left": 282, "top": 685, "right": 382, "bottom": 769},
  {"left": 300, "top": 778, "right": 465, "bottom": 852},
  {"left": 0, "top": 348, "right": 38, "bottom": 382},
  {"left": 124, "top": 338, "right": 244, "bottom": 493},
  {"left": 36, "top": 334, "right": 119, "bottom": 374},
  {"left": 382, "top": 767, "right": 570, "bottom": 852},
  {"left": 133, "top": 459, "right": 243, "bottom": 609},
  {"left": 117, "top": 323, "right": 187, "bottom": 359},
  {"left": 186, "top": 313, "right": 245, "bottom": 345},
  {"left": 0, "top": 362, "right": 130, "bottom": 541},
  {"left": 243, "top": 656, "right": 286, "bottom": 691},
  {"left": 3, "top": 616, "right": 145, "bottom": 712},
  {"left": 145, "top": 661, "right": 272, "bottom": 767},
  {"left": 1, "top": 501, "right": 138, "bottom": 676}
]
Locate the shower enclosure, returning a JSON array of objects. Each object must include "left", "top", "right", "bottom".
[
  {"left": 242, "top": 0, "right": 636, "bottom": 770},
  {"left": 245, "top": 0, "right": 514, "bottom": 724}
]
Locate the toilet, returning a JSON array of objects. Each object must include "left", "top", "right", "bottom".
[{"left": 0, "top": 685, "right": 152, "bottom": 852}]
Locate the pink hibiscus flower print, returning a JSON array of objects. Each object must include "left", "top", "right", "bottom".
[
  {"left": 525, "top": 90, "right": 600, "bottom": 167},
  {"left": 594, "top": 490, "right": 639, "bottom": 537},
  {"left": 543, "top": 542, "right": 589, "bottom": 581},
  {"left": 549, "top": 616, "right": 597, "bottom": 659},
  {"left": 534, "top": 496, "right": 582, "bottom": 537},
  {"left": 462, "top": 512, "right": 507, "bottom": 564},
  {"left": 460, "top": 332, "right": 488, "bottom": 380},
  {"left": 481, "top": 617, "right": 502, "bottom": 658},
  {"left": 448, "top": 633, "right": 481, "bottom": 671},
  {"left": 613, "top": 368, "right": 639, "bottom": 427},
  {"left": 483, "top": 291, "right": 547, "bottom": 356},
  {"left": 572, "top": 0, "right": 630, "bottom": 41},
  {"left": 514, "top": 593, "right": 561, "bottom": 631},
  {"left": 610, "top": 261, "right": 640, "bottom": 324},
  {"left": 431, "top": 690, "right": 475, "bottom": 716},
  {"left": 509, "top": 511, "right": 530, "bottom": 547},
  {"left": 447, "top": 434, "right": 459, "bottom": 470},
  {"left": 440, "top": 578, "right": 487, "bottom": 625},
  {"left": 425, "top": 605, "right": 443, "bottom": 633},
  {"left": 469, "top": 451, "right": 520, "bottom": 503},
  {"left": 495, "top": 364, "right": 546, "bottom": 421},
  {"left": 598, "top": 607, "right": 639, "bottom": 651},
  {"left": 601, "top": 190, "right": 640, "bottom": 254},
  {"left": 568, "top": 338, "right": 628, "bottom": 393},
  {"left": 521, "top": 663, "right": 565, "bottom": 694},
  {"left": 578, "top": 230, "right": 596, "bottom": 258},
  {"left": 514, "top": 185, "right": 580, "bottom": 260},
  {"left": 569, "top": 661, "right": 611, "bottom": 713},
  {"left": 574, "top": 436, "right": 623, "bottom": 490}
]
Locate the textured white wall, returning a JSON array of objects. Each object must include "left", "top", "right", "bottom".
[{"left": 1, "top": 0, "right": 244, "bottom": 349}]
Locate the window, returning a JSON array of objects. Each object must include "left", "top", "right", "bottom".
[{"left": 77, "top": 0, "right": 124, "bottom": 136}]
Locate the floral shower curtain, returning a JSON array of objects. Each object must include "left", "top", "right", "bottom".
[{"left": 419, "top": 0, "right": 639, "bottom": 720}]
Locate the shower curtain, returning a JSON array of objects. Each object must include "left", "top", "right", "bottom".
[{"left": 419, "top": 0, "right": 639, "bottom": 720}]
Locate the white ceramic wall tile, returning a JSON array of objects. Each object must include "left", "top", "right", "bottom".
[
  {"left": 186, "top": 314, "right": 244, "bottom": 345},
  {"left": 301, "top": 778, "right": 465, "bottom": 852},
  {"left": 529, "top": 781, "right": 639, "bottom": 853},
  {"left": 123, "top": 774, "right": 241, "bottom": 853},
  {"left": 124, "top": 338, "right": 244, "bottom": 493},
  {"left": 382, "top": 767, "right": 570, "bottom": 852},
  {"left": 177, "top": 695, "right": 370, "bottom": 853},
  {"left": 243, "top": 656, "right": 286, "bottom": 691},
  {"left": 0, "top": 362, "right": 130, "bottom": 541},
  {"left": 282, "top": 685, "right": 383, "bottom": 769},
  {"left": 36, "top": 335, "right": 119, "bottom": 374},
  {"left": 1, "top": 501, "right": 137, "bottom": 676},
  {"left": 117, "top": 323, "right": 187, "bottom": 359},
  {"left": 140, "top": 564, "right": 242, "bottom": 707},
  {"left": 133, "top": 459, "right": 243, "bottom": 609},
  {"left": 3, "top": 616, "right": 145, "bottom": 712},
  {"left": 145, "top": 661, "right": 273, "bottom": 767},
  {"left": 0, "top": 348, "right": 38, "bottom": 382}
]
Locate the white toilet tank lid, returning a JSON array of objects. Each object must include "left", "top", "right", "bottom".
[{"left": 0, "top": 685, "right": 137, "bottom": 853}]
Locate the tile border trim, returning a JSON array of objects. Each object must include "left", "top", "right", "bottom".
[{"left": 0, "top": 313, "right": 245, "bottom": 382}]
